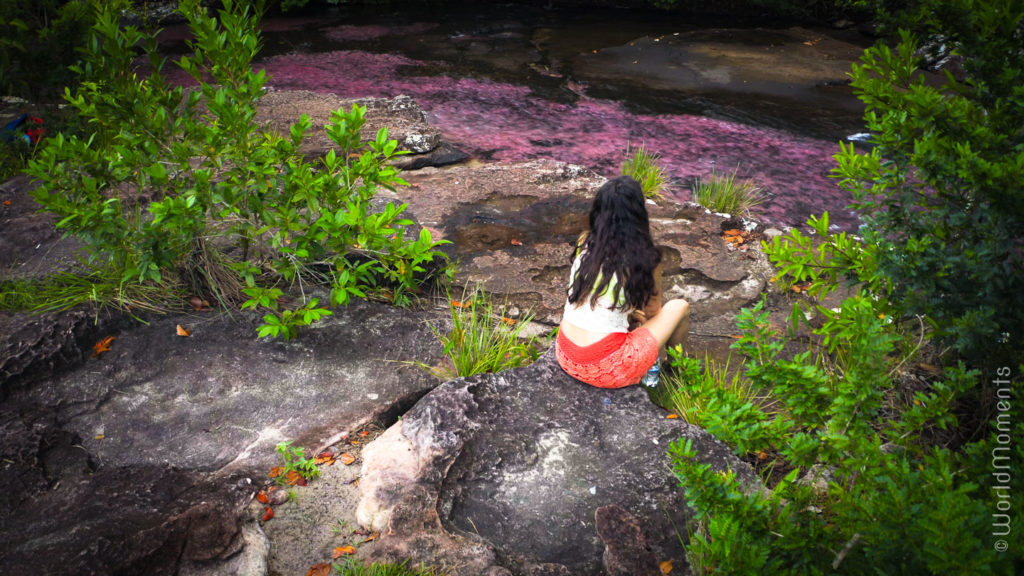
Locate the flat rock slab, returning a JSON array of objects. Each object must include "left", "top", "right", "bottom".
[
  {"left": 0, "top": 300, "right": 446, "bottom": 574},
  {"left": 356, "top": 349, "right": 759, "bottom": 575}
]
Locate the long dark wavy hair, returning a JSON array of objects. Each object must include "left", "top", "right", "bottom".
[{"left": 568, "top": 175, "right": 661, "bottom": 311}]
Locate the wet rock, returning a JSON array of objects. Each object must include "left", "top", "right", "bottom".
[
  {"left": 0, "top": 299, "right": 447, "bottom": 574},
  {"left": 357, "top": 349, "right": 759, "bottom": 575},
  {"left": 596, "top": 505, "right": 661, "bottom": 576}
]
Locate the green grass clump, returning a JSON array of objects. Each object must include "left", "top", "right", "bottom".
[
  {"left": 334, "top": 559, "right": 443, "bottom": 576},
  {"left": 691, "top": 166, "right": 766, "bottom": 216},
  {"left": 427, "top": 288, "right": 540, "bottom": 379},
  {"left": 651, "top": 347, "right": 777, "bottom": 454},
  {"left": 621, "top": 144, "right": 668, "bottom": 199}
]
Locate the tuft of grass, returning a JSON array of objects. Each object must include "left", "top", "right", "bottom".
[
  {"left": 621, "top": 143, "right": 668, "bottom": 199},
  {"left": 333, "top": 559, "right": 444, "bottom": 576},
  {"left": 425, "top": 287, "right": 540, "bottom": 379},
  {"left": 652, "top": 347, "right": 776, "bottom": 428},
  {"left": 1, "top": 264, "right": 182, "bottom": 315},
  {"left": 691, "top": 166, "right": 767, "bottom": 216}
]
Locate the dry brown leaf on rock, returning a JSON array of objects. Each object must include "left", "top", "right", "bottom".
[
  {"left": 660, "top": 559, "right": 673, "bottom": 574},
  {"left": 268, "top": 466, "right": 285, "bottom": 479},
  {"left": 306, "top": 563, "right": 332, "bottom": 576},
  {"left": 339, "top": 453, "right": 356, "bottom": 465},
  {"left": 92, "top": 336, "right": 116, "bottom": 358},
  {"left": 176, "top": 324, "right": 191, "bottom": 337},
  {"left": 261, "top": 506, "right": 274, "bottom": 521},
  {"left": 332, "top": 545, "right": 357, "bottom": 558}
]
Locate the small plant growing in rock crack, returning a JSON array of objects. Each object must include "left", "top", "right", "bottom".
[
  {"left": 333, "top": 559, "right": 444, "bottom": 576},
  {"left": 274, "top": 441, "right": 320, "bottom": 483},
  {"left": 422, "top": 287, "right": 541, "bottom": 379},
  {"left": 691, "top": 166, "right": 766, "bottom": 216},
  {"left": 621, "top": 143, "right": 668, "bottom": 199}
]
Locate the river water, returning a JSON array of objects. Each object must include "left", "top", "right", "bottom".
[{"left": 163, "top": 5, "right": 878, "bottom": 230}]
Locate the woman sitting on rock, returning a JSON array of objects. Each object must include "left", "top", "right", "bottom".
[{"left": 556, "top": 175, "right": 690, "bottom": 389}]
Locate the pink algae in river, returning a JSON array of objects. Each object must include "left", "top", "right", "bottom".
[{"left": 253, "top": 49, "right": 857, "bottom": 229}]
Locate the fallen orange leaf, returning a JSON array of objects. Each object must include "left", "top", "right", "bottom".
[
  {"left": 757, "top": 451, "right": 770, "bottom": 460},
  {"left": 451, "top": 300, "right": 469, "bottom": 308},
  {"left": 501, "top": 317, "right": 516, "bottom": 326},
  {"left": 314, "top": 453, "right": 336, "bottom": 466},
  {"left": 359, "top": 430, "right": 369, "bottom": 437},
  {"left": 665, "top": 414, "right": 679, "bottom": 419},
  {"left": 256, "top": 491, "right": 268, "bottom": 504},
  {"left": 353, "top": 478, "right": 360, "bottom": 487},
  {"left": 176, "top": 324, "right": 191, "bottom": 337},
  {"left": 660, "top": 559, "right": 673, "bottom": 574},
  {"left": 92, "top": 336, "right": 116, "bottom": 358},
  {"left": 261, "top": 506, "right": 274, "bottom": 521},
  {"left": 723, "top": 229, "right": 744, "bottom": 236},
  {"left": 306, "top": 563, "right": 331, "bottom": 576},
  {"left": 2, "top": 200, "right": 10, "bottom": 206},
  {"left": 268, "top": 466, "right": 285, "bottom": 478},
  {"left": 510, "top": 239, "right": 523, "bottom": 246},
  {"left": 340, "top": 453, "right": 356, "bottom": 465},
  {"left": 364, "top": 531, "right": 379, "bottom": 543},
  {"left": 284, "top": 470, "right": 304, "bottom": 486},
  {"left": 332, "top": 545, "right": 357, "bottom": 558}
]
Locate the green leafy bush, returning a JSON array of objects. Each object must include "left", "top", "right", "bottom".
[
  {"left": 833, "top": 0, "right": 1024, "bottom": 365},
  {"left": 25, "top": 0, "right": 447, "bottom": 337},
  {"left": 671, "top": 290, "right": 1018, "bottom": 573},
  {"left": 621, "top": 143, "right": 668, "bottom": 199},
  {"left": 691, "top": 166, "right": 766, "bottom": 216}
]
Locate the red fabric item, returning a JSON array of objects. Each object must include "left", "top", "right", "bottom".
[{"left": 555, "top": 328, "right": 658, "bottom": 389}]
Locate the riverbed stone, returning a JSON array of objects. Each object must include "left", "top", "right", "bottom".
[{"left": 356, "top": 348, "right": 759, "bottom": 575}]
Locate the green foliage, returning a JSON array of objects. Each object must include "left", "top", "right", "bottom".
[
  {"left": 621, "top": 143, "right": 668, "bottom": 199},
  {"left": 691, "top": 166, "right": 766, "bottom": 216},
  {"left": 274, "top": 441, "right": 321, "bottom": 482},
  {"left": 426, "top": 288, "right": 540, "bottom": 379},
  {"left": 655, "top": 348, "right": 780, "bottom": 455},
  {"left": 833, "top": 0, "right": 1024, "bottom": 365},
  {"left": 670, "top": 208, "right": 1021, "bottom": 573},
  {"left": 25, "top": 0, "right": 447, "bottom": 337},
  {"left": 333, "top": 559, "right": 444, "bottom": 576},
  {"left": 0, "top": 0, "right": 102, "bottom": 101}
]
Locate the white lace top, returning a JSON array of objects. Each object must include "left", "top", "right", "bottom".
[{"left": 561, "top": 251, "right": 631, "bottom": 333}]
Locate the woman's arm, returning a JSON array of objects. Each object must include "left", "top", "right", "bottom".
[{"left": 631, "top": 262, "right": 664, "bottom": 324}]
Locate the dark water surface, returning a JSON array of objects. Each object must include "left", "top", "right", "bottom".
[{"left": 162, "top": 5, "right": 877, "bottom": 229}]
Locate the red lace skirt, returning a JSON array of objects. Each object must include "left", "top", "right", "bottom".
[{"left": 555, "top": 328, "right": 658, "bottom": 389}]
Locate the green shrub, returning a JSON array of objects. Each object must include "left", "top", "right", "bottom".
[
  {"left": 670, "top": 206, "right": 1021, "bottom": 573},
  {"left": 655, "top": 348, "right": 780, "bottom": 455},
  {"left": 691, "top": 166, "right": 766, "bottom": 216},
  {"left": 833, "top": 0, "right": 1024, "bottom": 365},
  {"left": 25, "top": 0, "right": 447, "bottom": 338},
  {"left": 621, "top": 144, "right": 668, "bottom": 199},
  {"left": 426, "top": 288, "right": 540, "bottom": 379}
]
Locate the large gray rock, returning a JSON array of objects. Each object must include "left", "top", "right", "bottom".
[
  {"left": 356, "top": 349, "right": 759, "bottom": 575},
  {"left": 0, "top": 300, "right": 447, "bottom": 575}
]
